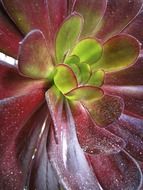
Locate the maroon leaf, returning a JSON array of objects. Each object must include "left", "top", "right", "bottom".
[
  {"left": 124, "top": 10, "right": 143, "bottom": 48},
  {"left": 70, "top": 102, "right": 125, "bottom": 154},
  {"left": 73, "top": 0, "right": 107, "bottom": 37},
  {"left": 17, "top": 105, "right": 50, "bottom": 190},
  {"left": 47, "top": 0, "right": 68, "bottom": 43},
  {"left": 103, "top": 85, "right": 143, "bottom": 119},
  {"left": 0, "top": 61, "right": 47, "bottom": 100},
  {"left": 18, "top": 30, "right": 54, "bottom": 79},
  {"left": 0, "top": 89, "right": 45, "bottom": 190},
  {"left": 0, "top": 3, "right": 22, "bottom": 58},
  {"left": 89, "top": 151, "right": 142, "bottom": 190},
  {"left": 46, "top": 86, "right": 101, "bottom": 190},
  {"left": 107, "top": 113, "right": 143, "bottom": 161},
  {"left": 1, "top": 0, "right": 67, "bottom": 47},
  {"left": 26, "top": 112, "right": 59, "bottom": 190},
  {"left": 83, "top": 95, "right": 124, "bottom": 127},
  {"left": 95, "top": 0, "right": 143, "bottom": 41},
  {"left": 105, "top": 56, "right": 143, "bottom": 86}
]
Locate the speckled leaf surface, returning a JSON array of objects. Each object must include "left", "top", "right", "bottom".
[{"left": 95, "top": 0, "right": 143, "bottom": 41}]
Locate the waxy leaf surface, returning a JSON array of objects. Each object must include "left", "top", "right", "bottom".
[
  {"left": 95, "top": 0, "right": 143, "bottom": 41},
  {"left": 18, "top": 30, "right": 54, "bottom": 79},
  {"left": 66, "top": 86, "right": 103, "bottom": 101},
  {"left": 71, "top": 38, "right": 102, "bottom": 64},
  {"left": 55, "top": 14, "right": 83, "bottom": 63},
  {"left": 73, "top": 0, "right": 107, "bottom": 37},
  {"left": 54, "top": 64, "right": 78, "bottom": 94},
  {"left": 83, "top": 95, "right": 124, "bottom": 127},
  {"left": 46, "top": 86, "right": 101, "bottom": 190},
  {"left": 89, "top": 151, "right": 142, "bottom": 190},
  {"left": 94, "top": 35, "right": 140, "bottom": 72},
  {"left": 70, "top": 102, "right": 126, "bottom": 154}
]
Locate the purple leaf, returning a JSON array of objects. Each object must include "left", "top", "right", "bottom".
[
  {"left": 89, "top": 151, "right": 142, "bottom": 190},
  {"left": 70, "top": 102, "right": 126, "bottom": 154},
  {"left": 95, "top": 0, "right": 143, "bottom": 41}
]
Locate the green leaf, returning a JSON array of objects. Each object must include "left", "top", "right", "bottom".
[
  {"left": 64, "top": 55, "right": 80, "bottom": 65},
  {"left": 78, "top": 63, "right": 91, "bottom": 84},
  {"left": 55, "top": 13, "right": 83, "bottom": 63},
  {"left": 68, "top": 63, "right": 80, "bottom": 77},
  {"left": 54, "top": 64, "right": 78, "bottom": 94},
  {"left": 93, "top": 35, "right": 140, "bottom": 72},
  {"left": 71, "top": 38, "right": 102, "bottom": 64},
  {"left": 65, "top": 86, "right": 103, "bottom": 101},
  {"left": 88, "top": 70, "right": 104, "bottom": 86}
]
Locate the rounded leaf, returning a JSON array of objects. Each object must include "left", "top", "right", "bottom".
[
  {"left": 65, "top": 86, "right": 103, "bottom": 101},
  {"left": 55, "top": 13, "right": 83, "bottom": 63},
  {"left": 71, "top": 38, "right": 102, "bottom": 64},
  {"left": 54, "top": 64, "right": 78, "bottom": 94},
  {"left": 93, "top": 35, "right": 140, "bottom": 72},
  {"left": 88, "top": 70, "right": 104, "bottom": 86}
]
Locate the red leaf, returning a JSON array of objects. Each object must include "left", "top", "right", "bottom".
[
  {"left": 0, "top": 89, "right": 45, "bottom": 189},
  {"left": 95, "top": 0, "right": 143, "bottom": 41},
  {"left": 46, "top": 86, "right": 100, "bottom": 190},
  {"left": 70, "top": 102, "right": 125, "bottom": 154},
  {"left": 0, "top": 3, "right": 22, "bottom": 58},
  {"left": 89, "top": 151, "right": 142, "bottom": 190},
  {"left": 0, "top": 61, "right": 47, "bottom": 99}
]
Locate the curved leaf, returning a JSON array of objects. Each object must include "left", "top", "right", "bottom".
[
  {"left": 54, "top": 64, "right": 78, "bottom": 94},
  {"left": 55, "top": 13, "right": 83, "bottom": 63},
  {"left": 94, "top": 35, "right": 140, "bottom": 72},
  {"left": 65, "top": 86, "right": 103, "bottom": 101},
  {"left": 71, "top": 38, "right": 102, "bottom": 64},
  {"left": 18, "top": 30, "right": 54, "bottom": 79}
]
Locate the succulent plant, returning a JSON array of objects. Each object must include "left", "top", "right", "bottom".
[{"left": 0, "top": 0, "right": 143, "bottom": 190}]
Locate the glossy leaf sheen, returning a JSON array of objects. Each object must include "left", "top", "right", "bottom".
[
  {"left": 71, "top": 38, "right": 102, "bottom": 64},
  {"left": 70, "top": 102, "right": 126, "bottom": 154},
  {"left": 65, "top": 86, "right": 103, "bottom": 101},
  {"left": 18, "top": 30, "right": 54, "bottom": 79},
  {"left": 46, "top": 86, "right": 101, "bottom": 190},
  {"left": 17, "top": 105, "right": 49, "bottom": 190},
  {"left": 89, "top": 151, "right": 142, "bottom": 190},
  {"left": 108, "top": 114, "right": 143, "bottom": 161},
  {"left": 83, "top": 95, "right": 124, "bottom": 127},
  {"left": 0, "top": 90, "right": 45, "bottom": 190},
  {"left": 55, "top": 14, "right": 83, "bottom": 63},
  {"left": 103, "top": 85, "right": 143, "bottom": 119},
  {"left": 94, "top": 35, "right": 140, "bottom": 72},
  {"left": 54, "top": 64, "right": 78, "bottom": 94}
]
